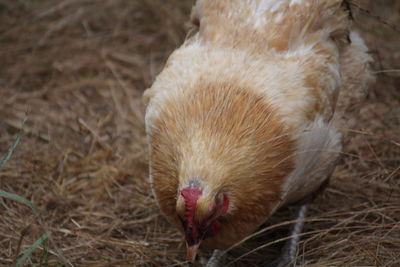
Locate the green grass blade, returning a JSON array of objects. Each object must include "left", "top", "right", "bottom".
[
  {"left": 0, "top": 134, "right": 20, "bottom": 170},
  {"left": 0, "top": 120, "right": 34, "bottom": 209},
  {"left": 15, "top": 232, "right": 50, "bottom": 267},
  {"left": 0, "top": 190, "right": 36, "bottom": 210}
]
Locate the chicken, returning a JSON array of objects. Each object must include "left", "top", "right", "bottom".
[{"left": 143, "top": 0, "right": 374, "bottom": 264}]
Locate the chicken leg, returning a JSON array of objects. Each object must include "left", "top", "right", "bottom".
[
  {"left": 205, "top": 250, "right": 224, "bottom": 267},
  {"left": 264, "top": 204, "right": 308, "bottom": 267}
]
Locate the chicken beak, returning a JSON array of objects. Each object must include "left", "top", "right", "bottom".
[{"left": 186, "top": 242, "right": 200, "bottom": 263}]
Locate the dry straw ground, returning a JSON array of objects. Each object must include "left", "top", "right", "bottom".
[{"left": 0, "top": 0, "right": 399, "bottom": 266}]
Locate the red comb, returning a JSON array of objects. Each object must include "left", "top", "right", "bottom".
[{"left": 180, "top": 186, "right": 202, "bottom": 228}]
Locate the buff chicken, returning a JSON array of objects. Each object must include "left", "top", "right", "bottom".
[{"left": 143, "top": 0, "right": 374, "bottom": 265}]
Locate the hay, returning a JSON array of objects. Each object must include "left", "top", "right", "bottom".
[{"left": 0, "top": 0, "right": 399, "bottom": 266}]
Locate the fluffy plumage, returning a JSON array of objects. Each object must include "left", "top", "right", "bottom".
[{"left": 144, "top": 0, "right": 374, "bottom": 262}]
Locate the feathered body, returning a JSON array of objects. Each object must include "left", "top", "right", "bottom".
[{"left": 144, "top": 0, "right": 373, "bottom": 255}]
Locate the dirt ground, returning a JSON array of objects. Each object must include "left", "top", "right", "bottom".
[{"left": 0, "top": 0, "right": 399, "bottom": 266}]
